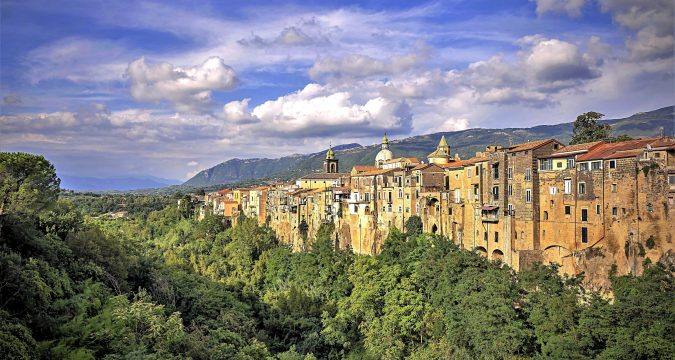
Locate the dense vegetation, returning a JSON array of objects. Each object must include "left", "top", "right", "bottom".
[{"left": 1, "top": 152, "right": 674, "bottom": 359}]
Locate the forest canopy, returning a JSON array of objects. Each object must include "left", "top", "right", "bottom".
[{"left": 0, "top": 152, "right": 673, "bottom": 359}]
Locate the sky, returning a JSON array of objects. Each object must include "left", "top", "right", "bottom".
[{"left": 0, "top": 0, "right": 673, "bottom": 181}]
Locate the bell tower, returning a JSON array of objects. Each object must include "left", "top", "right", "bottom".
[{"left": 324, "top": 144, "right": 339, "bottom": 173}]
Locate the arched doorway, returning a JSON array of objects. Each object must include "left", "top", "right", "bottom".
[
  {"left": 475, "top": 246, "right": 488, "bottom": 257},
  {"left": 431, "top": 224, "right": 438, "bottom": 234},
  {"left": 492, "top": 249, "right": 504, "bottom": 261}
]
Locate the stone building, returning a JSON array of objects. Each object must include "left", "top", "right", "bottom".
[{"left": 204, "top": 134, "right": 675, "bottom": 284}]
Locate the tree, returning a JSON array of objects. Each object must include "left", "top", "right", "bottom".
[
  {"left": 570, "top": 112, "right": 610, "bottom": 145},
  {"left": 405, "top": 216, "right": 423, "bottom": 237},
  {"left": 0, "top": 153, "right": 60, "bottom": 218}
]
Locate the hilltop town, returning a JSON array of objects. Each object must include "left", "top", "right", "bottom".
[{"left": 194, "top": 134, "right": 675, "bottom": 286}]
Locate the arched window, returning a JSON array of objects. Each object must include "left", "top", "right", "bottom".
[{"left": 543, "top": 211, "right": 549, "bottom": 220}]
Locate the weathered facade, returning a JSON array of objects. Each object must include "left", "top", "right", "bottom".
[{"left": 205, "top": 135, "right": 675, "bottom": 284}]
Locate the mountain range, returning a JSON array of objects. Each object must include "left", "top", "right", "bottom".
[{"left": 183, "top": 106, "right": 674, "bottom": 188}]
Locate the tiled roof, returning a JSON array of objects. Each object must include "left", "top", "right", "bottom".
[
  {"left": 352, "top": 165, "right": 378, "bottom": 172},
  {"left": 508, "top": 138, "right": 558, "bottom": 152},
  {"left": 577, "top": 137, "right": 673, "bottom": 161},
  {"left": 443, "top": 156, "right": 488, "bottom": 169},
  {"left": 355, "top": 168, "right": 395, "bottom": 176},
  {"left": 300, "top": 172, "right": 348, "bottom": 180},
  {"left": 382, "top": 157, "right": 419, "bottom": 165},
  {"left": 650, "top": 137, "right": 675, "bottom": 149},
  {"left": 549, "top": 141, "right": 603, "bottom": 157}
]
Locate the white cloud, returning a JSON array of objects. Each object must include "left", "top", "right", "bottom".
[
  {"left": 222, "top": 98, "right": 259, "bottom": 124},
  {"left": 126, "top": 56, "right": 238, "bottom": 113},
  {"left": 24, "top": 37, "right": 130, "bottom": 84},
  {"left": 187, "top": 161, "right": 199, "bottom": 167},
  {"left": 532, "top": 0, "right": 587, "bottom": 17},
  {"left": 308, "top": 42, "right": 429, "bottom": 80},
  {"left": 245, "top": 83, "right": 412, "bottom": 137},
  {"left": 599, "top": 0, "right": 674, "bottom": 61}
]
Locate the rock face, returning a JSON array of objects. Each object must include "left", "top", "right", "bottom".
[{"left": 260, "top": 136, "right": 674, "bottom": 290}]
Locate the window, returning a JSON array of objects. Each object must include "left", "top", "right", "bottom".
[
  {"left": 543, "top": 211, "right": 549, "bottom": 220},
  {"left": 492, "top": 186, "right": 499, "bottom": 200},
  {"left": 406, "top": 194, "right": 410, "bottom": 199},
  {"left": 467, "top": 168, "right": 472, "bottom": 178},
  {"left": 596, "top": 204, "right": 601, "bottom": 214},
  {"left": 591, "top": 161, "right": 601, "bottom": 170},
  {"left": 579, "top": 162, "right": 589, "bottom": 171},
  {"left": 493, "top": 164, "right": 499, "bottom": 179},
  {"left": 612, "top": 207, "right": 618, "bottom": 216},
  {"left": 540, "top": 159, "right": 553, "bottom": 171},
  {"left": 556, "top": 161, "right": 563, "bottom": 168},
  {"left": 398, "top": 189, "right": 403, "bottom": 199},
  {"left": 484, "top": 232, "right": 488, "bottom": 242},
  {"left": 609, "top": 160, "right": 616, "bottom": 169},
  {"left": 525, "top": 168, "right": 532, "bottom": 181},
  {"left": 508, "top": 184, "right": 513, "bottom": 196},
  {"left": 567, "top": 158, "right": 575, "bottom": 169},
  {"left": 398, "top": 206, "right": 402, "bottom": 213},
  {"left": 549, "top": 186, "right": 557, "bottom": 195},
  {"left": 565, "top": 206, "right": 571, "bottom": 215},
  {"left": 406, "top": 207, "right": 410, "bottom": 213},
  {"left": 564, "top": 179, "right": 572, "bottom": 194},
  {"left": 525, "top": 189, "right": 532, "bottom": 203},
  {"left": 581, "top": 227, "right": 588, "bottom": 243},
  {"left": 507, "top": 167, "right": 513, "bottom": 179},
  {"left": 578, "top": 182, "right": 586, "bottom": 195},
  {"left": 364, "top": 193, "right": 370, "bottom": 202},
  {"left": 455, "top": 190, "right": 461, "bottom": 203},
  {"left": 611, "top": 183, "right": 617, "bottom": 193},
  {"left": 508, "top": 204, "right": 514, "bottom": 214},
  {"left": 550, "top": 200, "right": 554, "bottom": 208},
  {"left": 494, "top": 232, "right": 499, "bottom": 243},
  {"left": 669, "top": 175, "right": 675, "bottom": 185},
  {"left": 581, "top": 208, "right": 588, "bottom": 222}
]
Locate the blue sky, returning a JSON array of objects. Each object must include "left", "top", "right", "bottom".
[{"left": 1, "top": 0, "right": 673, "bottom": 181}]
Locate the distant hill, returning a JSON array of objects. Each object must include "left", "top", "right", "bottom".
[
  {"left": 183, "top": 106, "right": 674, "bottom": 188},
  {"left": 60, "top": 175, "right": 182, "bottom": 191}
]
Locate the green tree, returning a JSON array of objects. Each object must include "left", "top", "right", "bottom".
[
  {"left": 0, "top": 153, "right": 60, "bottom": 218},
  {"left": 404, "top": 216, "right": 423, "bottom": 236},
  {"left": 570, "top": 111, "right": 610, "bottom": 145}
]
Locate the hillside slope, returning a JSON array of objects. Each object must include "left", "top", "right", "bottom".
[{"left": 183, "top": 106, "right": 674, "bottom": 187}]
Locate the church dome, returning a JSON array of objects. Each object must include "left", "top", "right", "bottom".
[{"left": 376, "top": 148, "right": 393, "bottom": 163}]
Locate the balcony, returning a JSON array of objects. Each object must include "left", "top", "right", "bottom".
[{"left": 481, "top": 205, "right": 500, "bottom": 222}]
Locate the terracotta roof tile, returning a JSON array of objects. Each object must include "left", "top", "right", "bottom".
[
  {"left": 508, "top": 138, "right": 558, "bottom": 152},
  {"left": 353, "top": 165, "right": 378, "bottom": 172},
  {"left": 444, "top": 156, "right": 488, "bottom": 169},
  {"left": 355, "top": 168, "right": 395, "bottom": 176},
  {"left": 550, "top": 141, "right": 604, "bottom": 157},
  {"left": 577, "top": 137, "right": 672, "bottom": 161},
  {"left": 300, "top": 172, "right": 349, "bottom": 180}
]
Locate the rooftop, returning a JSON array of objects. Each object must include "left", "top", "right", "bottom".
[
  {"left": 300, "top": 172, "right": 349, "bottom": 180},
  {"left": 508, "top": 138, "right": 558, "bottom": 153},
  {"left": 548, "top": 141, "right": 604, "bottom": 158},
  {"left": 577, "top": 137, "right": 675, "bottom": 161}
]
